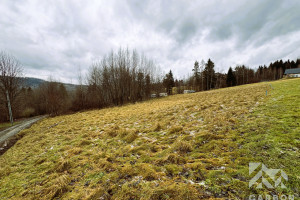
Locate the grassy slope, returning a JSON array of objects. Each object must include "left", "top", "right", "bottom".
[{"left": 0, "top": 79, "right": 299, "bottom": 199}]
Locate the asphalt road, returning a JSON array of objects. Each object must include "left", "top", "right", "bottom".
[{"left": 0, "top": 115, "right": 46, "bottom": 145}]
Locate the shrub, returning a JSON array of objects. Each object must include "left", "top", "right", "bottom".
[{"left": 21, "top": 107, "right": 35, "bottom": 118}]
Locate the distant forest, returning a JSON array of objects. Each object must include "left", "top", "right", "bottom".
[{"left": 0, "top": 49, "right": 299, "bottom": 122}]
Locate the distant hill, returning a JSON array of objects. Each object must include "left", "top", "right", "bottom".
[
  {"left": 23, "top": 77, "right": 46, "bottom": 88},
  {"left": 22, "top": 77, "right": 78, "bottom": 91}
]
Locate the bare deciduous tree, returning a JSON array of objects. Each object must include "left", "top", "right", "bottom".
[
  {"left": 0, "top": 51, "right": 23, "bottom": 122},
  {"left": 83, "top": 48, "right": 161, "bottom": 109}
]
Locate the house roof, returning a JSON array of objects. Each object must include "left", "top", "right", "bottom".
[{"left": 284, "top": 68, "right": 300, "bottom": 75}]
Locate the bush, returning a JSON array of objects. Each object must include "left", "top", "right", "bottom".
[{"left": 21, "top": 107, "right": 35, "bottom": 118}]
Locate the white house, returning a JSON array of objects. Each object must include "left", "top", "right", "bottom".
[
  {"left": 183, "top": 90, "right": 195, "bottom": 94},
  {"left": 159, "top": 93, "right": 168, "bottom": 97},
  {"left": 284, "top": 68, "right": 300, "bottom": 78},
  {"left": 150, "top": 94, "right": 157, "bottom": 98}
]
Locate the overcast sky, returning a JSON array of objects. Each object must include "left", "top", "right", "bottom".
[{"left": 1, "top": 0, "right": 300, "bottom": 83}]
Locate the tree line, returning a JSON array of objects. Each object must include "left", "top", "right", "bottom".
[
  {"left": 187, "top": 58, "right": 300, "bottom": 91},
  {"left": 72, "top": 49, "right": 161, "bottom": 111},
  {"left": 0, "top": 49, "right": 299, "bottom": 122},
  {"left": 0, "top": 49, "right": 163, "bottom": 121}
]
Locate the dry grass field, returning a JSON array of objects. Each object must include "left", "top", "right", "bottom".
[{"left": 0, "top": 79, "right": 299, "bottom": 199}]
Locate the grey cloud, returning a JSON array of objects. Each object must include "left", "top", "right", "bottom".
[
  {"left": 209, "top": 0, "right": 300, "bottom": 47},
  {"left": 0, "top": 0, "right": 299, "bottom": 82}
]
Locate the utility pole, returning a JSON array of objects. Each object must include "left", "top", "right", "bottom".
[{"left": 6, "top": 90, "right": 13, "bottom": 126}]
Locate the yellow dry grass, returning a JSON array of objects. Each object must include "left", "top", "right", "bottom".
[{"left": 0, "top": 79, "right": 299, "bottom": 199}]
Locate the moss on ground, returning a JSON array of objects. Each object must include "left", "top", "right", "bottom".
[{"left": 0, "top": 79, "right": 299, "bottom": 199}]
